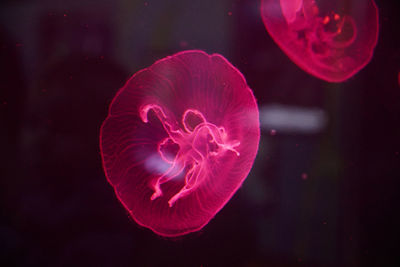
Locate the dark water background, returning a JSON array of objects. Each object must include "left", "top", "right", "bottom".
[{"left": 1, "top": 0, "right": 399, "bottom": 266}]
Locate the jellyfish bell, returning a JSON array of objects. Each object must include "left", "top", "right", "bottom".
[
  {"left": 100, "top": 50, "right": 260, "bottom": 237},
  {"left": 261, "top": 0, "right": 379, "bottom": 82}
]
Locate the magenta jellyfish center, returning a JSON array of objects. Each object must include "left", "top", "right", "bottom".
[
  {"left": 140, "top": 104, "right": 240, "bottom": 207},
  {"left": 283, "top": 0, "right": 357, "bottom": 61}
]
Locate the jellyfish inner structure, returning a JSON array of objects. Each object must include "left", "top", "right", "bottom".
[
  {"left": 282, "top": 0, "right": 357, "bottom": 64},
  {"left": 140, "top": 104, "right": 240, "bottom": 207}
]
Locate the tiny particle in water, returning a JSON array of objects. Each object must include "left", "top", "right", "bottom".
[
  {"left": 180, "top": 40, "right": 188, "bottom": 48},
  {"left": 228, "top": 11, "right": 232, "bottom": 16},
  {"left": 301, "top": 173, "right": 308, "bottom": 180},
  {"left": 269, "top": 129, "right": 276, "bottom": 136}
]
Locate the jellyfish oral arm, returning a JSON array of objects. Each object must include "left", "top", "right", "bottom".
[
  {"left": 139, "top": 103, "right": 240, "bottom": 207},
  {"left": 167, "top": 161, "right": 202, "bottom": 207}
]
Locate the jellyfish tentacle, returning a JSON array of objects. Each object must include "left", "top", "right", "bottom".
[
  {"left": 146, "top": 106, "right": 240, "bottom": 205},
  {"left": 203, "top": 123, "right": 241, "bottom": 156},
  {"left": 168, "top": 160, "right": 203, "bottom": 207},
  {"left": 140, "top": 104, "right": 185, "bottom": 143},
  {"left": 158, "top": 137, "right": 177, "bottom": 164},
  {"left": 150, "top": 151, "right": 186, "bottom": 200},
  {"left": 140, "top": 104, "right": 167, "bottom": 123},
  {"left": 182, "top": 109, "right": 206, "bottom": 133}
]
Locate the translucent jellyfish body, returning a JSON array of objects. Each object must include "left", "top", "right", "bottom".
[
  {"left": 261, "top": 0, "right": 379, "bottom": 82},
  {"left": 100, "top": 50, "right": 260, "bottom": 237}
]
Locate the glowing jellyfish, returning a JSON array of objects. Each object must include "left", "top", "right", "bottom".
[
  {"left": 100, "top": 50, "right": 260, "bottom": 237},
  {"left": 261, "top": 0, "right": 379, "bottom": 82}
]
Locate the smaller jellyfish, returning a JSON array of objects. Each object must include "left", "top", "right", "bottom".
[
  {"left": 261, "top": 0, "right": 379, "bottom": 82},
  {"left": 100, "top": 50, "right": 260, "bottom": 237}
]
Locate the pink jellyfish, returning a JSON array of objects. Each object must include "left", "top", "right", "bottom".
[
  {"left": 100, "top": 50, "right": 260, "bottom": 237},
  {"left": 260, "top": 0, "right": 379, "bottom": 82}
]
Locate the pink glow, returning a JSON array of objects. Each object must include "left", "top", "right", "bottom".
[
  {"left": 100, "top": 50, "right": 260, "bottom": 237},
  {"left": 261, "top": 0, "right": 379, "bottom": 82}
]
